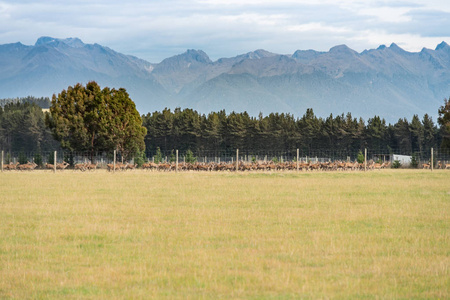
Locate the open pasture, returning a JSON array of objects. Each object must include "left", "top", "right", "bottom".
[{"left": 0, "top": 170, "right": 449, "bottom": 298}]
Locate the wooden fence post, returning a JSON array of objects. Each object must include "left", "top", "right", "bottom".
[
  {"left": 431, "top": 148, "right": 433, "bottom": 172},
  {"left": 1, "top": 150, "right": 3, "bottom": 172},
  {"left": 364, "top": 148, "right": 367, "bottom": 172},
  {"left": 176, "top": 150, "right": 178, "bottom": 173},
  {"left": 236, "top": 149, "right": 239, "bottom": 172},
  {"left": 113, "top": 150, "right": 116, "bottom": 173},
  {"left": 54, "top": 151, "right": 57, "bottom": 173}
]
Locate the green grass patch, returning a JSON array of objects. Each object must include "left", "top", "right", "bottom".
[{"left": 0, "top": 170, "right": 448, "bottom": 299}]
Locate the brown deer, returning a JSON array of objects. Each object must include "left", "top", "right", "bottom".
[
  {"left": 86, "top": 162, "right": 98, "bottom": 171},
  {"left": 17, "top": 161, "right": 37, "bottom": 171},
  {"left": 4, "top": 162, "right": 19, "bottom": 170},
  {"left": 74, "top": 163, "right": 87, "bottom": 171},
  {"left": 56, "top": 161, "right": 70, "bottom": 170},
  {"left": 126, "top": 163, "right": 138, "bottom": 170}
]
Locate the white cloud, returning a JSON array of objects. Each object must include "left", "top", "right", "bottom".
[
  {"left": 0, "top": 0, "right": 449, "bottom": 62},
  {"left": 287, "top": 23, "right": 351, "bottom": 34}
]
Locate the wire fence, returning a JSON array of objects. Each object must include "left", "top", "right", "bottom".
[{"left": 1, "top": 148, "right": 450, "bottom": 171}]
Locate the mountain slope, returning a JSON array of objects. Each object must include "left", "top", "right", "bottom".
[
  {"left": 0, "top": 37, "right": 172, "bottom": 113},
  {"left": 0, "top": 37, "right": 449, "bottom": 122}
]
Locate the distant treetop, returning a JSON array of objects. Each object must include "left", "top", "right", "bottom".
[{"left": 0, "top": 96, "right": 50, "bottom": 109}]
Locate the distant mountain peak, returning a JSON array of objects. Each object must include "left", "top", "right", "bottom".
[
  {"left": 436, "top": 41, "right": 449, "bottom": 51},
  {"left": 35, "top": 36, "right": 85, "bottom": 48},
  {"left": 329, "top": 44, "right": 358, "bottom": 56},
  {"left": 389, "top": 43, "right": 406, "bottom": 52},
  {"left": 61, "top": 37, "right": 85, "bottom": 48},
  {"left": 243, "top": 49, "right": 277, "bottom": 59},
  {"left": 181, "top": 49, "right": 212, "bottom": 64},
  {"left": 377, "top": 45, "right": 387, "bottom": 50}
]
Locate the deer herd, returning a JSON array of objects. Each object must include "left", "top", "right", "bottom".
[
  {"left": 2, "top": 159, "right": 450, "bottom": 172},
  {"left": 139, "top": 160, "right": 393, "bottom": 172}
]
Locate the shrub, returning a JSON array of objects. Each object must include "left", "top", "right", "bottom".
[
  {"left": 134, "top": 149, "right": 146, "bottom": 168},
  {"left": 357, "top": 150, "right": 364, "bottom": 164},
  {"left": 154, "top": 147, "right": 163, "bottom": 164},
  {"left": 272, "top": 157, "right": 279, "bottom": 163},
  {"left": 169, "top": 150, "right": 176, "bottom": 163},
  {"left": 185, "top": 149, "right": 197, "bottom": 163},
  {"left": 392, "top": 160, "right": 401, "bottom": 169}
]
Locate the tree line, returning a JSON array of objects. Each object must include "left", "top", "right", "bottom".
[
  {"left": 0, "top": 101, "right": 58, "bottom": 152},
  {"left": 142, "top": 107, "right": 444, "bottom": 157},
  {"left": 1, "top": 88, "right": 449, "bottom": 161},
  {"left": 0, "top": 96, "right": 50, "bottom": 109}
]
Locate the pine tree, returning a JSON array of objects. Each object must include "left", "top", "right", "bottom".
[
  {"left": 409, "top": 114, "right": 424, "bottom": 153},
  {"left": 437, "top": 97, "right": 450, "bottom": 151}
]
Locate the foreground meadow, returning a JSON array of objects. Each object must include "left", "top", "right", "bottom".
[{"left": 0, "top": 170, "right": 448, "bottom": 299}]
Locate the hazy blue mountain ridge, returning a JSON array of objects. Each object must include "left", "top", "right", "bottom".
[{"left": 0, "top": 37, "right": 449, "bottom": 122}]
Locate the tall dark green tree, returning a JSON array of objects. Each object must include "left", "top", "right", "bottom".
[
  {"left": 393, "top": 118, "right": 412, "bottom": 154},
  {"left": 437, "top": 97, "right": 450, "bottom": 151},
  {"left": 409, "top": 114, "right": 424, "bottom": 152},
  {"left": 298, "top": 108, "right": 321, "bottom": 153},
  {"left": 422, "top": 114, "right": 437, "bottom": 154},
  {"left": 100, "top": 87, "right": 147, "bottom": 160},
  {"left": 366, "top": 116, "right": 387, "bottom": 151},
  {"left": 45, "top": 81, "right": 146, "bottom": 160}
]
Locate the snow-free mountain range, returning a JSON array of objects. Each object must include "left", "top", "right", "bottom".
[{"left": 1, "top": 36, "right": 449, "bottom": 122}]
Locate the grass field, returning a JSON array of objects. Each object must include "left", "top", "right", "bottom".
[{"left": 0, "top": 170, "right": 449, "bottom": 299}]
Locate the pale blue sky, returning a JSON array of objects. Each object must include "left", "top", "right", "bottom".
[{"left": 0, "top": 0, "right": 449, "bottom": 62}]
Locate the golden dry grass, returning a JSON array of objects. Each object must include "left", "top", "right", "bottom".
[{"left": 0, "top": 169, "right": 449, "bottom": 299}]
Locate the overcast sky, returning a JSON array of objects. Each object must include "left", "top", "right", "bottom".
[{"left": 0, "top": 0, "right": 449, "bottom": 62}]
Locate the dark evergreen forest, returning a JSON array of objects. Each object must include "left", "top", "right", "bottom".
[
  {"left": 1, "top": 96, "right": 448, "bottom": 161},
  {"left": 0, "top": 100, "right": 58, "bottom": 153},
  {"left": 142, "top": 108, "right": 442, "bottom": 158}
]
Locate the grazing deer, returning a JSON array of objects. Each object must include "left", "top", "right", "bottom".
[
  {"left": 142, "top": 162, "right": 158, "bottom": 170},
  {"left": 4, "top": 162, "right": 19, "bottom": 170},
  {"left": 86, "top": 162, "right": 98, "bottom": 171},
  {"left": 74, "top": 163, "right": 87, "bottom": 171},
  {"left": 107, "top": 162, "right": 128, "bottom": 171},
  {"left": 17, "top": 161, "right": 37, "bottom": 171},
  {"left": 56, "top": 161, "right": 70, "bottom": 170},
  {"left": 158, "top": 163, "right": 171, "bottom": 171},
  {"left": 126, "top": 163, "right": 138, "bottom": 170},
  {"left": 107, "top": 163, "right": 119, "bottom": 172},
  {"left": 373, "top": 162, "right": 382, "bottom": 170}
]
